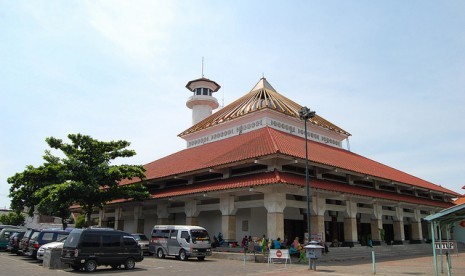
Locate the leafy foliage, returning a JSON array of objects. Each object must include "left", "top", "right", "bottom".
[
  {"left": 0, "top": 212, "right": 25, "bottom": 226},
  {"left": 8, "top": 134, "right": 149, "bottom": 228}
]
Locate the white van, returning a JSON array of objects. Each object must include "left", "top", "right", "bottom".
[{"left": 149, "top": 225, "right": 212, "bottom": 261}]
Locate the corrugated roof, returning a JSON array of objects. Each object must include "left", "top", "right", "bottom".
[
  {"left": 179, "top": 78, "right": 350, "bottom": 137},
  {"left": 124, "top": 127, "right": 458, "bottom": 196}
]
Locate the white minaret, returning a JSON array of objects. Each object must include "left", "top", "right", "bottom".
[{"left": 185, "top": 77, "right": 221, "bottom": 125}]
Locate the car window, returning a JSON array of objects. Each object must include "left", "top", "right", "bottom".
[
  {"left": 123, "top": 236, "right": 137, "bottom": 246},
  {"left": 180, "top": 231, "right": 189, "bottom": 240},
  {"left": 64, "top": 232, "right": 81, "bottom": 247},
  {"left": 81, "top": 234, "right": 100, "bottom": 247},
  {"left": 57, "top": 234, "right": 68, "bottom": 240},
  {"left": 170, "top": 230, "right": 178, "bottom": 239},
  {"left": 190, "top": 229, "right": 210, "bottom": 242},
  {"left": 132, "top": 234, "right": 148, "bottom": 241},
  {"left": 30, "top": 232, "right": 40, "bottom": 240},
  {"left": 42, "top": 232, "right": 54, "bottom": 242},
  {"left": 153, "top": 229, "right": 170, "bottom": 239},
  {"left": 102, "top": 235, "right": 121, "bottom": 247}
]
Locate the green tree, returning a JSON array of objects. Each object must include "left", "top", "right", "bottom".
[
  {"left": 0, "top": 212, "right": 25, "bottom": 226},
  {"left": 8, "top": 134, "right": 149, "bottom": 228}
]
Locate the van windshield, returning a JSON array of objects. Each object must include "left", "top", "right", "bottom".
[
  {"left": 64, "top": 232, "right": 81, "bottom": 247},
  {"left": 190, "top": 229, "right": 210, "bottom": 243}
]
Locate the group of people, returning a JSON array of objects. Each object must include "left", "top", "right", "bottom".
[{"left": 215, "top": 232, "right": 329, "bottom": 261}]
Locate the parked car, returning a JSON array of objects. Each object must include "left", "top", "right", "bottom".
[
  {"left": 18, "top": 229, "right": 40, "bottom": 255},
  {"left": 7, "top": 231, "right": 26, "bottom": 253},
  {"left": 131, "top": 233, "right": 151, "bottom": 255},
  {"left": 36, "top": 236, "right": 67, "bottom": 261},
  {"left": 0, "top": 228, "right": 26, "bottom": 250},
  {"left": 0, "top": 225, "right": 21, "bottom": 231},
  {"left": 61, "top": 228, "right": 144, "bottom": 272},
  {"left": 149, "top": 225, "right": 212, "bottom": 261},
  {"left": 26, "top": 229, "right": 70, "bottom": 259}
]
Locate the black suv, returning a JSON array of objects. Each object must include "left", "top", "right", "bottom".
[
  {"left": 26, "top": 229, "right": 69, "bottom": 259},
  {"left": 18, "top": 229, "right": 39, "bottom": 255},
  {"left": 61, "top": 228, "right": 143, "bottom": 272}
]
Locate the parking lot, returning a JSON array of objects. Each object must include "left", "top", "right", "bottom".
[{"left": 2, "top": 250, "right": 465, "bottom": 276}]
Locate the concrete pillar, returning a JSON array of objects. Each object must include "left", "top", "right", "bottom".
[
  {"left": 411, "top": 221, "right": 422, "bottom": 243},
  {"left": 371, "top": 204, "right": 383, "bottom": 245},
  {"left": 220, "top": 196, "right": 237, "bottom": 241},
  {"left": 343, "top": 200, "right": 358, "bottom": 247},
  {"left": 370, "top": 219, "right": 383, "bottom": 245},
  {"left": 157, "top": 202, "right": 170, "bottom": 225},
  {"left": 186, "top": 217, "right": 199, "bottom": 226},
  {"left": 264, "top": 191, "right": 286, "bottom": 240},
  {"left": 344, "top": 217, "right": 358, "bottom": 246},
  {"left": 98, "top": 209, "right": 105, "bottom": 227},
  {"left": 393, "top": 220, "right": 405, "bottom": 244},
  {"left": 410, "top": 210, "right": 423, "bottom": 244},
  {"left": 310, "top": 215, "right": 325, "bottom": 239},
  {"left": 185, "top": 200, "right": 200, "bottom": 226},
  {"left": 267, "top": 212, "right": 285, "bottom": 241},
  {"left": 114, "top": 207, "right": 123, "bottom": 231},
  {"left": 134, "top": 206, "right": 145, "bottom": 233},
  {"left": 393, "top": 207, "right": 404, "bottom": 244},
  {"left": 221, "top": 215, "right": 236, "bottom": 242},
  {"left": 310, "top": 194, "right": 326, "bottom": 239}
]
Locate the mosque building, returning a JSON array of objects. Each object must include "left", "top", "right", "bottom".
[{"left": 90, "top": 76, "right": 459, "bottom": 247}]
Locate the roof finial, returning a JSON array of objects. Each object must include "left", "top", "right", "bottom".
[
  {"left": 262, "top": 72, "right": 265, "bottom": 79},
  {"left": 202, "top": 57, "right": 204, "bottom": 78}
]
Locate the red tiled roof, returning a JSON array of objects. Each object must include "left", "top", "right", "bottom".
[
  {"left": 147, "top": 171, "right": 453, "bottom": 208},
  {"left": 455, "top": 195, "right": 465, "bottom": 205},
  {"left": 128, "top": 127, "right": 458, "bottom": 196}
]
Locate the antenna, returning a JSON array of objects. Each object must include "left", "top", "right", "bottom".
[
  {"left": 201, "top": 57, "right": 204, "bottom": 78},
  {"left": 222, "top": 86, "right": 225, "bottom": 108}
]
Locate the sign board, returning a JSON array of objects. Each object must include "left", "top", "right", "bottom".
[
  {"left": 434, "top": 241, "right": 455, "bottom": 250},
  {"left": 267, "top": 249, "right": 291, "bottom": 267},
  {"left": 304, "top": 232, "right": 323, "bottom": 244}
]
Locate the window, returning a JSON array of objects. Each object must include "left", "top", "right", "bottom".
[
  {"left": 195, "top": 88, "right": 202, "bottom": 95},
  {"left": 42, "top": 233, "right": 54, "bottom": 242},
  {"left": 190, "top": 229, "right": 210, "bottom": 242},
  {"left": 170, "top": 230, "right": 178, "bottom": 239},
  {"left": 180, "top": 231, "right": 189, "bottom": 240},
  {"left": 203, "top": 88, "right": 209, "bottom": 95},
  {"left": 123, "top": 237, "right": 137, "bottom": 246},
  {"left": 81, "top": 234, "right": 100, "bottom": 247},
  {"left": 57, "top": 234, "right": 68, "bottom": 241},
  {"left": 102, "top": 235, "right": 121, "bottom": 247},
  {"left": 153, "top": 229, "right": 170, "bottom": 239}
]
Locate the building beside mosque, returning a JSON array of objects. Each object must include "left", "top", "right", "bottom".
[{"left": 83, "top": 76, "right": 459, "bottom": 247}]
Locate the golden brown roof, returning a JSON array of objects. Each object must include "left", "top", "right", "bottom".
[{"left": 179, "top": 78, "right": 351, "bottom": 137}]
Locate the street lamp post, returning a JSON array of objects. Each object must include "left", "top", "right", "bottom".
[{"left": 299, "top": 106, "right": 316, "bottom": 244}]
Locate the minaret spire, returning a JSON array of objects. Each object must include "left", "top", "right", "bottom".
[{"left": 185, "top": 75, "right": 221, "bottom": 126}]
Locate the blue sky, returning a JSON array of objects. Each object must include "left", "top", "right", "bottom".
[{"left": 1, "top": 0, "right": 464, "bottom": 209}]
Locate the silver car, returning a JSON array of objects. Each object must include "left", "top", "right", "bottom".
[
  {"left": 36, "top": 237, "right": 67, "bottom": 261},
  {"left": 132, "top": 233, "right": 151, "bottom": 255}
]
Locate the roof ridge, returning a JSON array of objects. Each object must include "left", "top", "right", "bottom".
[{"left": 266, "top": 127, "right": 280, "bottom": 153}]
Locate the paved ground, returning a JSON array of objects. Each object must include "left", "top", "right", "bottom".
[{"left": 1, "top": 251, "right": 464, "bottom": 275}]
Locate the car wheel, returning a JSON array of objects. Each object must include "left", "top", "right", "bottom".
[
  {"left": 179, "top": 249, "right": 187, "bottom": 261},
  {"left": 84, "top": 259, "right": 98, "bottom": 272},
  {"left": 197, "top": 256, "right": 205, "bottom": 261},
  {"left": 157, "top": 248, "right": 165, "bottom": 259},
  {"left": 124, "top": 258, "right": 136, "bottom": 270}
]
